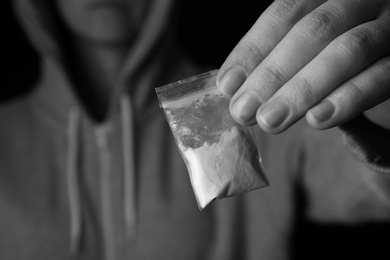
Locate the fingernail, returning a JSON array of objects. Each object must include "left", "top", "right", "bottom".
[
  {"left": 259, "top": 100, "right": 290, "bottom": 128},
  {"left": 217, "top": 67, "right": 247, "bottom": 97},
  {"left": 310, "top": 100, "right": 335, "bottom": 123},
  {"left": 233, "top": 91, "right": 261, "bottom": 122}
]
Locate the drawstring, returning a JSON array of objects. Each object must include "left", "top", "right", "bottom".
[
  {"left": 66, "top": 95, "right": 137, "bottom": 259},
  {"left": 96, "top": 124, "right": 115, "bottom": 260},
  {"left": 66, "top": 108, "right": 82, "bottom": 255},
  {"left": 120, "top": 95, "right": 137, "bottom": 238}
]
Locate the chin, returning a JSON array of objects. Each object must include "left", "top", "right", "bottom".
[
  {"left": 84, "top": 31, "right": 136, "bottom": 47},
  {"left": 84, "top": 22, "right": 137, "bottom": 46}
]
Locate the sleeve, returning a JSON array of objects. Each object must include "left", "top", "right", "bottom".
[
  {"left": 299, "top": 119, "right": 390, "bottom": 222},
  {"left": 339, "top": 115, "right": 390, "bottom": 175}
]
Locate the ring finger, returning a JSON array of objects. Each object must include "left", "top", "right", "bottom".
[{"left": 257, "top": 18, "right": 390, "bottom": 133}]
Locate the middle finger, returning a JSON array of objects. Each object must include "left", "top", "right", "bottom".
[{"left": 230, "top": 0, "right": 383, "bottom": 125}]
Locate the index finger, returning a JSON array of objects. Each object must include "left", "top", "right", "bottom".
[{"left": 216, "top": 0, "right": 324, "bottom": 99}]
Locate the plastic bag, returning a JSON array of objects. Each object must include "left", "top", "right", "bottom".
[{"left": 156, "top": 70, "right": 268, "bottom": 210}]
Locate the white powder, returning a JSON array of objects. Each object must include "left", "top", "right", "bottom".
[
  {"left": 181, "top": 126, "right": 258, "bottom": 209},
  {"left": 158, "top": 71, "right": 268, "bottom": 210}
]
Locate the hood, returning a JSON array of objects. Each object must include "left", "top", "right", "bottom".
[
  {"left": 12, "top": 1, "right": 180, "bottom": 259},
  {"left": 13, "top": 0, "right": 177, "bottom": 123}
]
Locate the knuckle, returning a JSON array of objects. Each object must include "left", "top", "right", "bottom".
[
  {"left": 375, "top": 57, "right": 390, "bottom": 86},
  {"left": 262, "top": 65, "right": 285, "bottom": 84},
  {"left": 345, "top": 80, "right": 365, "bottom": 105},
  {"left": 382, "top": 58, "right": 390, "bottom": 76},
  {"left": 335, "top": 31, "right": 373, "bottom": 64},
  {"left": 241, "top": 38, "right": 267, "bottom": 63},
  {"left": 298, "top": 8, "right": 341, "bottom": 42},
  {"left": 229, "top": 39, "right": 266, "bottom": 74},
  {"left": 268, "top": 0, "right": 305, "bottom": 24},
  {"left": 292, "top": 77, "right": 317, "bottom": 111},
  {"left": 251, "top": 76, "right": 268, "bottom": 103},
  {"left": 246, "top": 65, "right": 285, "bottom": 104},
  {"left": 260, "top": 65, "right": 286, "bottom": 100}
]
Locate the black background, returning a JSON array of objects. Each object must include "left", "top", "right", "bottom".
[
  {"left": 1, "top": 0, "right": 270, "bottom": 100},
  {"left": 2, "top": 1, "right": 390, "bottom": 259}
]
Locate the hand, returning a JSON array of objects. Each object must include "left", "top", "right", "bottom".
[{"left": 216, "top": 0, "right": 390, "bottom": 134}]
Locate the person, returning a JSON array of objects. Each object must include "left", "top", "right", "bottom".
[{"left": 0, "top": 1, "right": 389, "bottom": 260}]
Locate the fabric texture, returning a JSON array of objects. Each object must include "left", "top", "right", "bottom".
[
  {"left": 339, "top": 115, "right": 390, "bottom": 175},
  {"left": 1, "top": 0, "right": 389, "bottom": 259}
]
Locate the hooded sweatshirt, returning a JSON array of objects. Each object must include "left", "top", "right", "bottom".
[{"left": 1, "top": 0, "right": 390, "bottom": 260}]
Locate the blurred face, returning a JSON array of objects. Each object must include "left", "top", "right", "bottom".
[{"left": 56, "top": 0, "right": 152, "bottom": 46}]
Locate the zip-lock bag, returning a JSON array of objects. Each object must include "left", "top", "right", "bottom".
[{"left": 156, "top": 70, "right": 269, "bottom": 209}]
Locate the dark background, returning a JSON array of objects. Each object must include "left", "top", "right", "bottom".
[
  {"left": 2, "top": 0, "right": 390, "bottom": 259},
  {"left": 1, "top": 0, "right": 271, "bottom": 100}
]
